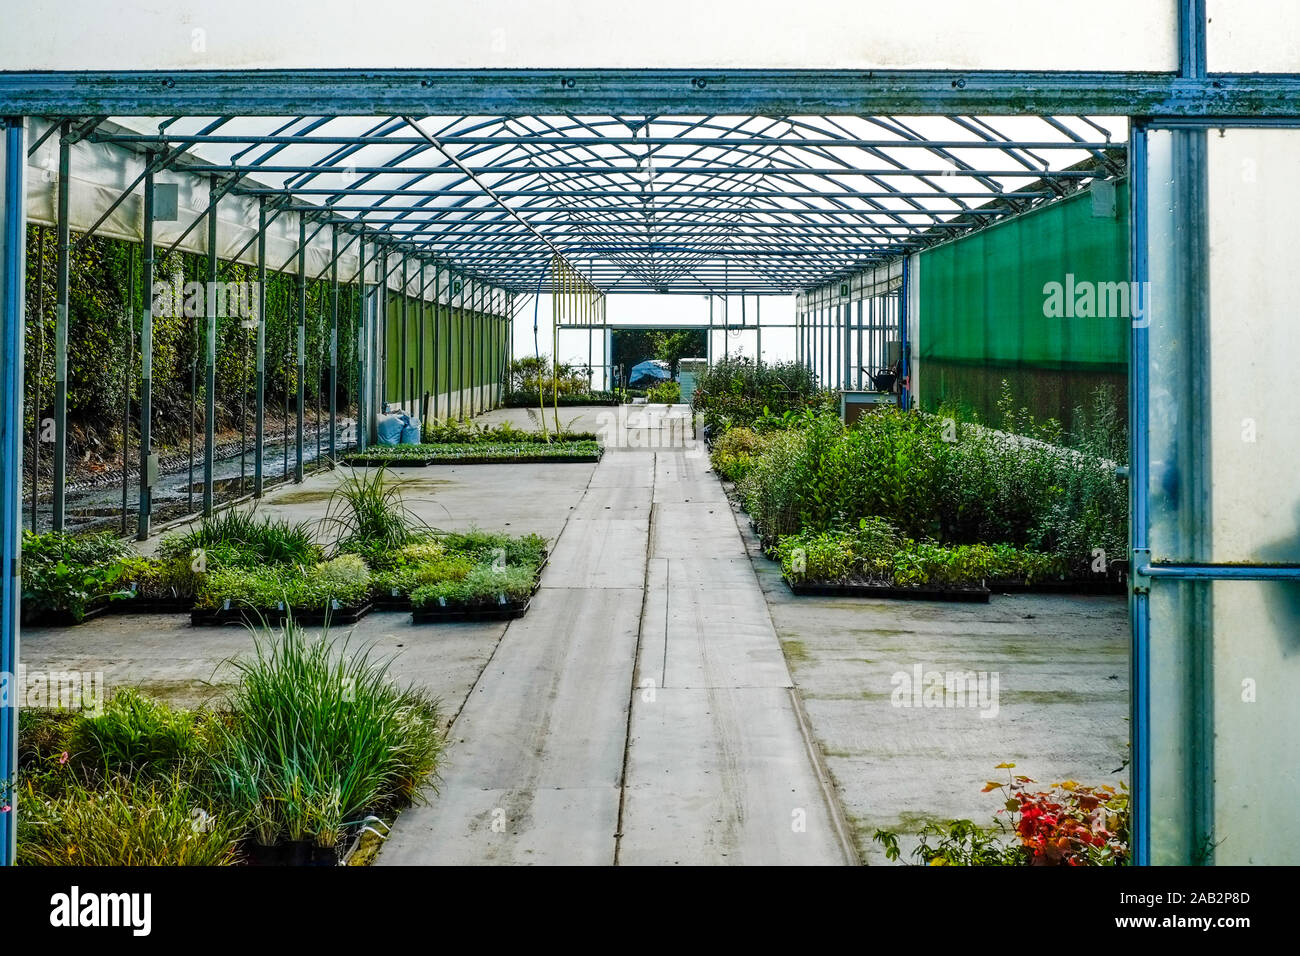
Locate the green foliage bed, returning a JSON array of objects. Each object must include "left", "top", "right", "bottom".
[
  {"left": 343, "top": 440, "right": 601, "bottom": 465},
  {"left": 15, "top": 622, "right": 442, "bottom": 864}
]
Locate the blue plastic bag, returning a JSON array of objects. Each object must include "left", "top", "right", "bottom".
[
  {"left": 376, "top": 413, "right": 405, "bottom": 446},
  {"left": 400, "top": 422, "right": 421, "bottom": 445}
]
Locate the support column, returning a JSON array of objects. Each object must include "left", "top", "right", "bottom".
[
  {"left": 295, "top": 216, "right": 305, "bottom": 482},
  {"left": 329, "top": 224, "right": 338, "bottom": 460},
  {"left": 51, "top": 126, "right": 69, "bottom": 531},
  {"left": 417, "top": 259, "right": 426, "bottom": 422},
  {"left": 137, "top": 155, "right": 156, "bottom": 541},
  {"left": 400, "top": 255, "right": 409, "bottom": 412},
  {"left": 432, "top": 266, "right": 441, "bottom": 421},
  {"left": 357, "top": 233, "right": 369, "bottom": 450},
  {"left": 0, "top": 116, "right": 29, "bottom": 868},
  {"left": 253, "top": 199, "right": 266, "bottom": 497},
  {"left": 842, "top": 301, "right": 852, "bottom": 391},
  {"left": 203, "top": 175, "right": 218, "bottom": 515}
]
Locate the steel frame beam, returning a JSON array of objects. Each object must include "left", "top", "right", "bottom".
[{"left": 4, "top": 69, "right": 1300, "bottom": 117}]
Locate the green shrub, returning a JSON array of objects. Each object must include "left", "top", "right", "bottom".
[
  {"left": 20, "top": 530, "right": 132, "bottom": 621},
  {"left": 692, "top": 357, "right": 827, "bottom": 431},
  {"left": 777, "top": 527, "right": 1065, "bottom": 588},
  {"left": 372, "top": 553, "right": 476, "bottom": 598},
  {"left": 709, "top": 427, "right": 773, "bottom": 482},
  {"left": 410, "top": 563, "right": 538, "bottom": 609},
  {"left": 211, "top": 620, "right": 442, "bottom": 847},
  {"left": 196, "top": 556, "right": 372, "bottom": 611},
  {"left": 440, "top": 529, "right": 548, "bottom": 566},
  {"left": 117, "top": 553, "right": 203, "bottom": 601},
  {"left": 738, "top": 405, "right": 1125, "bottom": 575},
  {"left": 67, "top": 689, "right": 201, "bottom": 776},
  {"left": 646, "top": 380, "right": 681, "bottom": 404}
]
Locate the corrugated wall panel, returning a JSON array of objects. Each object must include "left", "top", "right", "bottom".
[{"left": 918, "top": 182, "right": 1129, "bottom": 429}]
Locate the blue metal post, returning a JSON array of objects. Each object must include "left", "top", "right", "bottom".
[
  {"left": 137, "top": 156, "right": 155, "bottom": 541},
  {"left": 329, "top": 224, "right": 338, "bottom": 459},
  {"left": 1129, "top": 125, "right": 1151, "bottom": 866},
  {"left": 295, "top": 217, "right": 306, "bottom": 481},
  {"left": 899, "top": 258, "right": 910, "bottom": 410},
  {"left": 253, "top": 197, "right": 266, "bottom": 497},
  {"left": 203, "top": 175, "right": 218, "bottom": 515},
  {"left": 0, "top": 117, "right": 28, "bottom": 867},
  {"left": 51, "top": 126, "right": 69, "bottom": 531}
]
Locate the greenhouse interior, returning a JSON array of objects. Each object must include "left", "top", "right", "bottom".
[{"left": 0, "top": 2, "right": 1298, "bottom": 896}]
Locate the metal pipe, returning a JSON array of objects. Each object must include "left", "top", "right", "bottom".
[
  {"left": 122, "top": 244, "right": 134, "bottom": 533},
  {"left": 400, "top": 255, "right": 409, "bottom": 411},
  {"left": 52, "top": 128, "right": 70, "bottom": 531},
  {"left": 329, "top": 224, "right": 339, "bottom": 459},
  {"left": 253, "top": 198, "right": 266, "bottom": 497},
  {"left": 203, "top": 174, "right": 218, "bottom": 515},
  {"left": 137, "top": 155, "right": 155, "bottom": 541},
  {"left": 0, "top": 117, "right": 28, "bottom": 868},
  {"left": 295, "top": 216, "right": 305, "bottom": 481}
]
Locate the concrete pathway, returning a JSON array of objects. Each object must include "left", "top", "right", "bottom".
[{"left": 378, "top": 411, "right": 853, "bottom": 865}]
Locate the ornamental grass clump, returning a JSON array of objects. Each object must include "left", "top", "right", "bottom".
[{"left": 210, "top": 619, "right": 442, "bottom": 848}]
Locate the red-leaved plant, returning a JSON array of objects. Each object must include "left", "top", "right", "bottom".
[{"left": 984, "top": 762, "right": 1129, "bottom": 866}]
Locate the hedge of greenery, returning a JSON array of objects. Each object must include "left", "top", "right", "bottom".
[
  {"left": 735, "top": 407, "right": 1125, "bottom": 578},
  {"left": 645, "top": 381, "right": 681, "bottom": 404},
  {"left": 776, "top": 518, "right": 1066, "bottom": 588},
  {"left": 24, "top": 226, "right": 362, "bottom": 459},
  {"left": 16, "top": 623, "right": 442, "bottom": 864},
  {"left": 691, "top": 356, "right": 831, "bottom": 432}
]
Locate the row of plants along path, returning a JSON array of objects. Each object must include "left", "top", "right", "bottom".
[
  {"left": 342, "top": 418, "right": 603, "bottom": 466},
  {"left": 21, "top": 466, "right": 547, "bottom": 626},
  {"left": 695, "top": 358, "right": 1128, "bottom": 600},
  {"left": 13, "top": 620, "right": 440, "bottom": 865}
]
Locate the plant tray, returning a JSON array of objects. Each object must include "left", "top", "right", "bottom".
[
  {"left": 20, "top": 600, "right": 112, "bottom": 628},
  {"left": 345, "top": 450, "right": 603, "bottom": 467},
  {"left": 411, "top": 597, "right": 531, "bottom": 623},
  {"left": 107, "top": 595, "right": 195, "bottom": 615},
  {"left": 372, "top": 554, "right": 548, "bottom": 611},
  {"left": 190, "top": 601, "right": 373, "bottom": 627},
  {"left": 783, "top": 576, "right": 991, "bottom": 603}
]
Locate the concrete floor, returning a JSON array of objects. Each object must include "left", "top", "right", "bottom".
[
  {"left": 21, "top": 402, "right": 1129, "bottom": 865},
  {"left": 377, "top": 409, "right": 852, "bottom": 865},
  {"left": 737, "top": 512, "right": 1130, "bottom": 864}
]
